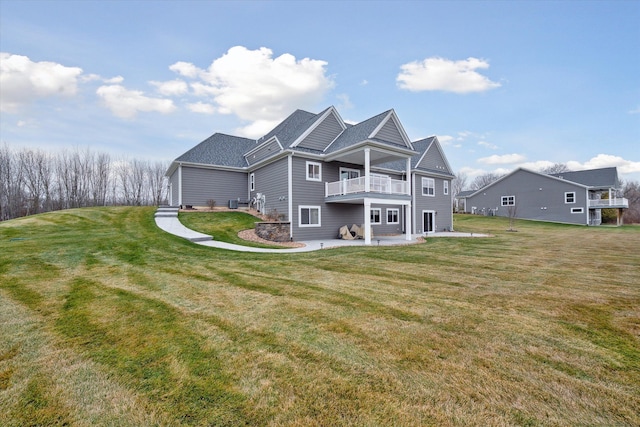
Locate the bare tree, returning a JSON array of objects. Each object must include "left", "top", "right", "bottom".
[
  {"left": 452, "top": 171, "right": 468, "bottom": 198},
  {"left": 470, "top": 172, "right": 503, "bottom": 190},
  {"left": 147, "top": 161, "right": 168, "bottom": 206},
  {"left": 622, "top": 180, "right": 640, "bottom": 224},
  {"left": 541, "top": 163, "right": 571, "bottom": 175},
  {"left": 507, "top": 202, "right": 518, "bottom": 231}
]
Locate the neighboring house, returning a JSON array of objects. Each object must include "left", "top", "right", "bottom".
[
  {"left": 458, "top": 167, "right": 628, "bottom": 225},
  {"left": 454, "top": 190, "right": 474, "bottom": 213},
  {"left": 166, "top": 106, "right": 454, "bottom": 244}
]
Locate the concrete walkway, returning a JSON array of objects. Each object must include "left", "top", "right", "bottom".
[{"left": 154, "top": 207, "right": 487, "bottom": 253}]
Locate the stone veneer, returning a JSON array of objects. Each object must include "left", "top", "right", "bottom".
[{"left": 254, "top": 222, "right": 291, "bottom": 242}]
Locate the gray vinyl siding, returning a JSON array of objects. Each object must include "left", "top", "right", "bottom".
[
  {"left": 291, "top": 158, "right": 363, "bottom": 240},
  {"left": 413, "top": 173, "right": 453, "bottom": 233},
  {"left": 464, "top": 169, "right": 588, "bottom": 225},
  {"left": 181, "top": 166, "right": 247, "bottom": 207},
  {"left": 418, "top": 145, "right": 449, "bottom": 173},
  {"left": 298, "top": 114, "right": 343, "bottom": 151},
  {"left": 245, "top": 139, "right": 280, "bottom": 166},
  {"left": 169, "top": 169, "right": 179, "bottom": 206},
  {"left": 373, "top": 117, "right": 406, "bottom": 146},
  {"left": 251, "top": 158, "right": 289, "bottom": 220}
]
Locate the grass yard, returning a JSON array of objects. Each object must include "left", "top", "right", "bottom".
[{"left": 0, "top": 207, "right": 638, "bottom": 426}]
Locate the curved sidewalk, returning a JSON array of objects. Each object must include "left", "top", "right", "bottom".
[{"left": 154, "top": 208, "right": 487, "bottom": 253}]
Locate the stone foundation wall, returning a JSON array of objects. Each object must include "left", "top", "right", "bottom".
[{"left": 255, "top": 222, "right": 291, "bottom": 242}]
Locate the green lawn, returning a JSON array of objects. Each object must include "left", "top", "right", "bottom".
[{"left": 1, "top": 207, "right": 638, "bottom": 426}]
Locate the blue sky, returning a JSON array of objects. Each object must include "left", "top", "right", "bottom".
[{"left": 1, "top": 0, "right": 639, "bottom": 182}]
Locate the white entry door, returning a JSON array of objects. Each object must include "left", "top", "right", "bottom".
[{"left": 423, "top": 210, "right": 435, "bottom": 234}]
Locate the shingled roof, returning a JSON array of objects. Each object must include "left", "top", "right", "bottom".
[
  {"left": 549, "top": 167, "right": 620, "bottom": 188},
  {"left": 175, "top": 133, "right": 255, "bottom": 168}
]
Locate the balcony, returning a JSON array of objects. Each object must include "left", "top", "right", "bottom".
[
  {"left": 325, "top": 176, "right": 410, "bottom": 198},
  {"left": 588, "top": 198, "right": 629, "bottom": 209}
]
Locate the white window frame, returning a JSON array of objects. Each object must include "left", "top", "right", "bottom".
[
  {"left": 299, "top": 205, "right": 321, "bottom": 227},
  {"left": 249, "top": 173, "right": 255, "bottom": 191},
  {"left": 571, "top": 207, "right": 584, "bottom": 214},
  {"left": 443, "top": 180, "right": 449, "bottom": 195},
  {"left": 306, "top": 161, "right": 322, "bottom": 182},
  {"left": 422, "top": 177, "right": 435, "bottom": 196},
  {"left": 386, "top": 208, "right": 399, "bottom": 224},
  {"left": 501, "top": 195, "right": 515, "bottom": 206},
  {"left": 370, "top": 208, "right": 381, "bottom": 224},
  {"left": 565, "top": 192, "right": 576, "bottom": 204}
]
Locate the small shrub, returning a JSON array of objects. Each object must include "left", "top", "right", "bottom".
[{"left": 206, "top": 199, "right": 216, "bottom": 210}]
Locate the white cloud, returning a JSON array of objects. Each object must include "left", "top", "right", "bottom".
[
  {"left": 478, "top": 153, "right": 526, "bottom": 165},
  {"left": 187, "top": 102, "right": 216, "bottom": 114},
  {"left": 566, "top": 154, "right": 640, "bottom": 175},
  {"left": 169, "top": 61, "right": 200, "bottom": 78},
  {"left": 169, "top": 46, "right": 334, "bottom": 137},
  {"left": 360, "top": 79, "right": 369, "bottom": 86},
  {"left": 336, "top": 93, "right": 353, "bottom": 110},
  {"left": 629, "top": 106, "right": 640, "bottom": 114},
  {"left": 96, "top": 84, "right": 176, "bottom": 119},
  {"left": 0, "top": 52, "right": 83, "bottom": 112},
  {"left": 397, "top": 57, "right": 501, "bottom": 93},
  {"left": 478, "top": 140, "right": 498, "bottom": 150},
  {"left": 150, "top": 79, "right": 188, "bottom": 96},
  {"left": 438, "top": 135, "right": 454, "bottom": 145},
  {"left": 518, "top": 160, "right": 556, "bottom": 171}
]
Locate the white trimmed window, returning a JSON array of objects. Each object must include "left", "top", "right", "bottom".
[
  {"left": 306, "top": 161, "right": 322, "bottom": 182},
  {"left": 501, "top": 195, "right": 515, "bottom": 206},
  {"left": 565, "top": 192, "right": 576, "bottom": 204},
  {"left": 371, "top": 208, "right": 381, "bottom": 224},
  {"left": 422, "top": 177, "right": 435, "bottom": 196},
  {"left": 386, "top": 208, "right": 399, "bottom": 224},
  {"left": 443, "top": 181, "right": 449, "bottom": 195},
  {"left": 571, "top": 207, "right": 584, "bottom": 214},
  {"left": 340, "top": 167, "right": 360, "bottom": 180},
  {"left": 299, "top": 206, "right": 321, "bottom": 227},
  {"left": 249, "top": 173, "right": 255, "bottom": 191}
]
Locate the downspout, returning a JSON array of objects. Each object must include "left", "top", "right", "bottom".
[
  {"left": 178, "top": 164, "right": 182, "bottom": 207},
  {"left": 288, "top": 154, "right": 293, "bottom": 239},
  {"left": 405, "top": 157, "right": 412, "bottom": 241}
]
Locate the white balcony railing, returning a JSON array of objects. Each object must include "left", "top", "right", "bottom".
[
  {"left": 588, "top": 198, "right": 629, "bottom": 208},
  {"left": 325, "top": 176, "right": 410, "bottom": 197}
]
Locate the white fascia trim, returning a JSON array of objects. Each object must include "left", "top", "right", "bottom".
[
  {"left": 368, "top": 110, "right": 413, "bottom": 150},
  {"left": 363, "top": 197, "right": 411, "bottom": 206},
  {"left": 172, "top": 161, "right": 246, "bottom": 173},
  {"left": 290, "top": 106, "right": 346, "bottom": 148},
  {"left": 244, "top": 136, "right": 283, "bottom": 157},
  {"left": 324, "top": 140, "right": 416, "bottom": 162}
]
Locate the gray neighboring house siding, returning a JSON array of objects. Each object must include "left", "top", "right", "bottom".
[
  {"left": 464, "top": 169, "right": 588, "bottom": 225},
  {"left": 169, "top": 170, "right": 180, "bottom": 206},
  {"left": 181, "top": 166, "right": 247, "bottom": 207}
]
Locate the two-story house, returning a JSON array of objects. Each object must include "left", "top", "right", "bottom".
[{"left": 166, "top": 106, "right": 454, "bottom": 244}]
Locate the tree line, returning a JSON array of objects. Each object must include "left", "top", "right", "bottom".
[{"left": 0, "top": 145, "right": 168, "bottom": 221}]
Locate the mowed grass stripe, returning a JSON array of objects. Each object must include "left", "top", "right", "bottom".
[{"left": 1, "top": 207, "right": 639, "bottom": 425}]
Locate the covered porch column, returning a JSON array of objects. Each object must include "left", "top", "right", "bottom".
[
  {"left": 364, "top": 198, "right": 372, "bottom": 245},
  {"left": 405, "top": 157, "right": 412, "bottom": 241},
  {"left": 364, "top": 148, "right": 371, "bottom": 193}
]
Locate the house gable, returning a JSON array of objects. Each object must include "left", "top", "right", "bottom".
[
  {"left": 244, "top": 137, "right": 283, "bottom": 166},
  {"left": 293, "top": 107, "right": 346, "bottom": 151},
  {"left": 369, "top": 110, "right": 412, "bottom": 149},
  {"left": 416, "top": 137, "right": 453, "bottom": 175}
]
